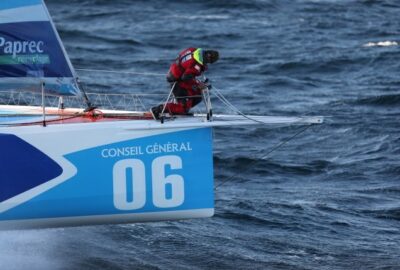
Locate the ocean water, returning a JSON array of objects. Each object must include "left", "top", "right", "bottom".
[{"left": 1, "top": 0, "right": 400, "bottom": 269}]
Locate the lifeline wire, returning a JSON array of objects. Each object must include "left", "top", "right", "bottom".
[{"left": 214, "top": 123, "right": 315, "bottom": 190}]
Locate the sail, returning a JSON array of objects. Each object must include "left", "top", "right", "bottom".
[{"left": 0, "top": 0, "right": 80, "bottom": 96}]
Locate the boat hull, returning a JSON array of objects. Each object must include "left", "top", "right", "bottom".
[{"left": 0, "top": 121, "right": 214, "bottom": 229}]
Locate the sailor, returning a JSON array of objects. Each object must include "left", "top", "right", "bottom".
[{"left": 150, "top": 48, "right": 219, "bottom": 119}]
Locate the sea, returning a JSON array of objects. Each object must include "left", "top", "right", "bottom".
[{"left": 1, "top": 0, "right": 400, "bottom": 269}]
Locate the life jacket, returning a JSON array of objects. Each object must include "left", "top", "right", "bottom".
[{"left": 167, "top": 48, "right": 205, "bottom": 83}]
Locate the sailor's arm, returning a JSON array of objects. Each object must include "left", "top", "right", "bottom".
[{"left": 180, "top": 64, "right": 202, "bottom": 81}]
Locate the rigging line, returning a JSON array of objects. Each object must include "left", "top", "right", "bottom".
[
  {"left": 75, "top": 68, "right": 165, "bottom": 77},
  {"left": 214, "top": 123, "right": 315, "bottom": 190},
  {"left": 212, "top": 86, "right": 278, "bottom": 125},
  {"left": 212, "top": 89, "right": 236, "bottom": 111},
  {"left": 212, "top": 86, "right": 252, "bottom": 115},
  {"left": 213, "top": 88, "right": 246, "bottom": 115},
  {"left": 212, "top": 86, "right": 237, "bottom": 109}
]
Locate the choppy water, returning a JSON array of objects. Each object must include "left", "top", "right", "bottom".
[{"left": 1, "top": 0, "right": 400, "bottom": 269}]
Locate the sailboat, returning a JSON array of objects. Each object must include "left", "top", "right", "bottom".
[{"left": 0, "top": 0, "right": 322, "bottom": 229}]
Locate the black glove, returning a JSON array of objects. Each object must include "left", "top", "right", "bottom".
[{"left": 203, "top": 78, "right": 212, "bottom": 89}]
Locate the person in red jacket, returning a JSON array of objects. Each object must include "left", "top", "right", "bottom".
[{"left": 150, "top": 48, "right": 219, "bottom": 120}]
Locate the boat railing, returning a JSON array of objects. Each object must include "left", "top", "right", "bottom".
[
  {"left": 0, "top": 90, "right": 164, "bottom": 111},
  {"left": 0, "top": 90, "right": 211, "bottom": 115}
]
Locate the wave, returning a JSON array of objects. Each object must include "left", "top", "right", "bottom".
[
  {"left": 361, "top": 186, "right": 400, "bottom": 195},
  {"left": 170, "top": 14, "right": 231, "bottom": 20},
  {"left": 362, "top": 207, "right": 400, "bottom": 221},
  {"left": 361, "top": 0, "right": 400, "bottom": 8},
  {"left": 216, "top": 211, "right": 286, "bottom": 227},
  {"left": 183, "top": 0, "right": 279, "bottom": 10},
  {"left": 259, "top": 55, "right": 371, "bottom": 76},
  {"left": 59, "top": 29, "right": 143, "bottom": 46},
  {"left": 214, "top": 155, "right": 332, "bottom": 177},
  {"left": 353, "top": 94, "right": 400, "bottom": 106},
  {"left": 329, "top": 221, "right": 351, "bottom": 227},
  {"left": 79, "top": 10, "right": 123, "bottom": 19}
]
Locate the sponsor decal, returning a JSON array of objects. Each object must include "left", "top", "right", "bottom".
[
  {"left": 0, "top": 134, "right": 63, "bottom": 203},
  {"left": 0, "top": 22, "right": 73, "bottom": 78},
  {"left": 0, "top": 37, "right": 49, "bottom": 64}
]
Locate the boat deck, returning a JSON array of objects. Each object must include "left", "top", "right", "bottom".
[{"left": 0, "top": 104, "right": 323, "bottom": 129}]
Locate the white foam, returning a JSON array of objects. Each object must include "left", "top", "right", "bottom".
[
  {"left": 363, "top": 41, "right": 398, "bottom": 47},
  {"left": 0, "top": 230, "right": 63, "bottom": 269},
  {"left": 171, "top": 14, "right": 230, "bottom": 20}
]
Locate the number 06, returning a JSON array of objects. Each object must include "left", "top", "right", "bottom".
[
  {"left": 112, "top": 155, "right": 184, "bottom": 210},
  {"left": 152, "top": 155, "right": 184, "bottom": 208}
]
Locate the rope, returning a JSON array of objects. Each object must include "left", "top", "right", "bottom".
[
  {"left": 214, "top": 123, "right": 315, "bottom": 190},
  {"left": 76, "top": 68, "right": 165, "bottom": 77}
]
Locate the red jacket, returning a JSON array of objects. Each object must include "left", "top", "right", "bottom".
[{"left": 167, "top": 48, "right": 207, "bottom": 90}]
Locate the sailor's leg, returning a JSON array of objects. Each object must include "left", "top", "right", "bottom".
[
  {"left": 190, "top": 91, "right": 203, "bottom": 108},
  {"left": 182, "top": 89, "right": 202, "bottom": 113},
  {"left": 166, "top": 84, "right": 191, "bottom": 114}
]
